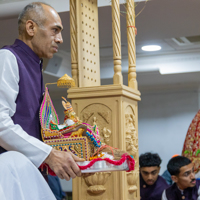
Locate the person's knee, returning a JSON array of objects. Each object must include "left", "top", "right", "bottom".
[{"left": 0, "top": 151, "right": 31, "bottom": 169}]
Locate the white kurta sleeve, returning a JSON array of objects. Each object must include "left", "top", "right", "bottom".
[
  {"left": 162, "top": 190, "right": 168, "bottom": 200},
  {"left": 0, "top": 49, "right": 52, "bottom": 168},
  {"left": 198, "top": 184, "right": 200, "bottom": 199}
]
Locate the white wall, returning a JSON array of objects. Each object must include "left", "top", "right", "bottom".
[{"left": 138, "top": 89, "right": 199, "bottom": 174}]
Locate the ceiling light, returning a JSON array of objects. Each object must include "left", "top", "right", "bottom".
[
  {"left": 141, "top": 45, "right": 161, "bottom": 52},
  {"left": 159, "top": 66, "right": 200, "bottom": 75}
]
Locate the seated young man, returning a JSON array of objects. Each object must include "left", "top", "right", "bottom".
[
  {"left": 140, "top": 152, "right": 169, "bottom": 200},
  {"left": 162, "top": 156, "right": 200, "bottom": 200}
]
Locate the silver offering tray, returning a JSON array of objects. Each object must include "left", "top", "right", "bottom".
[{"left": 76, "top": 160, "right": 129, "bottom": 173}]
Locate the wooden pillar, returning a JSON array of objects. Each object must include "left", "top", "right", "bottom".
[
  {"left": 76, "top": 0, "right": 100, "bottom": 87},
  {"left": 126, "top": 0, "right": 137, "bottom": 89},
  {"left": 112, "top": 0, "right": 123, "bottom": 85},
  {"left": 70, "top": 0, "right": 78, "bottom": 87},
  {"left": 68, "top": 85, "right": 140, "bottom": 200},
  {"left": 69, "top": 0, "right": 140, "bottom": 199}
]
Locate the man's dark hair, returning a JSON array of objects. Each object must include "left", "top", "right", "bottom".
[
  {"left": 18, "top": 2, "right": 52, "bottom": 35},
  {"left": 167, "top": 156, "right": 191, "bottom": 176},
  {"left": 139, "top": 152, "right": 162, "bottom": 167}
]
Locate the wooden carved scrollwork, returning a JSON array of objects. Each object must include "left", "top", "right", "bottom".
[
  {"left": 82, "top": 112, "right": 94, "bottom": 122},
  {"left": 125, "top": 105, "right": 139, "bottom": 194},
  {"left": 102, "top": 127, "right": 112, "bottom": 145},
  {"left": 81, "top": 103, "right": 112, "bottom": 194},
  {"left": 81, "top": 103, "right": 112, "bottom": 145},
  {"left": 125, "top": 113, "right": 138, "bottom": 160},
  {"left": 84, "top": 172, "right": 111, "bottom": 194},
  {"left": 127, "top": 169, "right": 139, "bottom": 193}
]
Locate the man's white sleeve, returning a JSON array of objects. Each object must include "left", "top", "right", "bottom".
[
  {"left": 198, "top": 183, "right": 200, "bottom": 199},
  {"left": 162, "top": 190, "right": 168, "bottom": 200},
  {"left": 0, "top": 49, "right": 52, "bottom": 168}
]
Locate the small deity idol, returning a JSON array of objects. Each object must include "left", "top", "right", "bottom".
[{"left": 62, "top": 97, "right": 81, "bottom": 126}]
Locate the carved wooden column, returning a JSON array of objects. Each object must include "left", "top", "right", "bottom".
[
  {"left": 69, "top": 0, "right": 140, "bottom": 199},
  {"left": 70, "top": 0, "right": 78, "bottom": 87},
  {"left": 126, "top": 0, "right": 137, "bottom": 89},
  {"left": 125, "top": 1, "right": 140, "bottom": 198},
  {"left": 76, "top": 0, "right": 100, "bottom": 87},
  {"left": 68, "top": 85, "right": 140, "bottom": 200},
  {"left": 112, "top": 0, "right": 123, "bottom": 85}
]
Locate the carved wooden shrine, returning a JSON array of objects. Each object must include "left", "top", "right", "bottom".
[{"left": 68, "top": 0, "right": 140, "bottom": 199}]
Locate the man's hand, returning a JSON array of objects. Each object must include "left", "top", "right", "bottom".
[{"left": 44, "top": 148, "right": 85, "bottom": 181}]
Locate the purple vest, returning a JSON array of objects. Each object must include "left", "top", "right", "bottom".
[
  {"left": 0, "top": 39, "right": 44, "bottom": 153},
  {"left": 140, "top": 174, "right": 169, "bottom": 200},
  {"left": 165, "top": 180, "right": 200, "bottom": 200}
]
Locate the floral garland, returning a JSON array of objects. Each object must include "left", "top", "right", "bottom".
[
  {"left": 78, "top": 154, "right": 135, "bottom": 172},
  {"left": 40, "top": 153, "right": 135, "bottom": 176}
]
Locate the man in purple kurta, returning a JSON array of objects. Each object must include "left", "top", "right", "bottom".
[
  {"left": 162, "top": 156, "right": 200, "bottom": 200},
  {"left": 140, "top": 152, "right": 169, "bottom": 200},
  {"left": 0, "top": 2, "right": 84, "bottom": 199}
]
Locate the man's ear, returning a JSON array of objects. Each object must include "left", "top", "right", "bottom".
[
  {"left": 171, "top": 175, "right": 178, "bottom": 183},
  {"left": 26, "top": 20, "right": 36, "bottom": 36}
]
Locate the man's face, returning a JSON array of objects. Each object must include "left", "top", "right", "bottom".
[
  {"left": 140, "top": 166, "right": 160, "bottom": 186},
  {"left": 32, "top": 5, "right": 63, "bottom": 58},
  {"left": 172, "top": 163, "right": 196, "bottom": 190}
]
